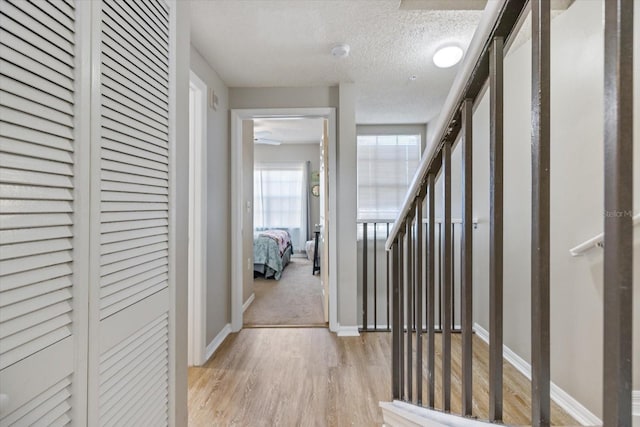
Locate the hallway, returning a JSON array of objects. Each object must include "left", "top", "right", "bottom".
[
  {"left": 188, "top": 328, "right": 389, "bottom": 426},
  {"left": 187, "top": 329, "right": 576, "bottom": 426}
]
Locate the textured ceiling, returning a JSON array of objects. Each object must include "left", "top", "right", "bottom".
[
  {"left": 190, "top": 1, "right": 483, "bottom": 124},
  {"left": 254, "top": 118, "right": 324, "bottom": 144}
]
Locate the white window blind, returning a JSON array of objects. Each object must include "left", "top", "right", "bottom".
[
  {"left": 357, "top": 134, "right": 421, "bottom": 221},
  {"left": 254, "top": 163, "right": 306, "bottom": 249}
]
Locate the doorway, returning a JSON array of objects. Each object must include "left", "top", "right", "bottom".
[
  {"left": 187, "top": 71, "right": 207, "bottom": 366},
  {"left": 230, "top": 108, "right": 338, "bottom": 332},
  {"left": 246, "top": 118, "right": 325, "bottom": 326}
]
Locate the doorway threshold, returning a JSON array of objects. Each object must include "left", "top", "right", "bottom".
[{"left": 243, "top": 323, "right": 328, "bottom": 329}]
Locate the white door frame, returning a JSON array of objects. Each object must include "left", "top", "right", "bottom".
[
  {"left": 187, "top": 71, "right": 207, "bottom": 366},
  {"left": 231, "top": 108, "right": 338, "bottom": 333}
]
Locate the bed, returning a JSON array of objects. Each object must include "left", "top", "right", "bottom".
[{"left": 253, "top": 229, "right": 293, "bottom": 280}]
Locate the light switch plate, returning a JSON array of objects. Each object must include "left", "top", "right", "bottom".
[{"left": 208, "top": 88, "right": 218, "bottom": 111}]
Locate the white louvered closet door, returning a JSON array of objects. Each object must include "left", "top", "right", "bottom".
[
  {"left": 88, "top": 0, "right": 171, "bottom": 425},
  {"left": 0, "top": 0, "right": 88, "bottom": 425}
]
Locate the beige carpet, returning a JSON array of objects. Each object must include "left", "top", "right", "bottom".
[{"left": 244, "top": 257, "right": 325, "bottom": 326}]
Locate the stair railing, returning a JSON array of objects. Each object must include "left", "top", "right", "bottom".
[{"left": 384, "top": 0, "right": 634, "bottom": 425}]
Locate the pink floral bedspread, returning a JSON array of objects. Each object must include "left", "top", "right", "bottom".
[{"left": 258, "top": 230, "right": 291, "bottom": 256}]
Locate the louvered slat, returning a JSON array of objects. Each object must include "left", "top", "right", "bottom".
[
  {"left": 3, "top": 0, "right": 74, "bottom": 50},
  {"left": 100, "top": 258, "right": 167, "bottom": 288},
  {"left": 0, "top": 121, "right": 74, "bottom": 152},
  {"left": 99, "top": 249, "right": 167, "bottom": 277},
  {"left": 101, "top": 180, "right": 168, "bottom": 196},
  {"left": 102, "top": 127, "right": 168, "bottom": 156},
  {"left": 0, "top": 226, "right": 72, "bottom": 244},
  {"left": 101, "top": 148, "right": 168, "bottom": 172},
  {"left": 53, "top": 0, "right": 75, "bottom": 20},
  {"left": 101, "top": 139, "right": 167, "bottom": 165},
  {"left": 101, "top": 218, "right": 168, "bottom": 233},
  {"left": 118, "top": 0, "right": 168, "bottom": 50},
  {"left": 106, "top": 374, "right": 167, "bottom": 427},
  {"left": 0, "top": 28, "right": 73, "bottom": 80},
  {"left": 101, "top": 6, "right": 168, "bottom": 76},
  {"left": 92, "top": 1, "right": 170, "bottom": 423},
  {"left": 0, "top": 301, "right": 71, "bottom": 339},
  {"left": 101, "top": 170, "right": 168, "bottom": 189},
  {"left": 0, "top": 59, "right": 73, "bottom": 103},
  {"left": 0, "top": 264, "right": 72, "bottom": 293},
  {"left": 100, "top": 60, "right": 167, "bottom": 113},
  {"left": 0, "top": 213, "right": 72, "bottom": 230},
  {"left": 0, "top": 184, "right": 72, "bottom": 201},
  {"left": 147, "top": 0, "right": 169, "bottom": 21},
  {"left": 0, "top": 276, "right": 72, "bottom": 307},
  {"left": 0, "top": 137, "right": 74, "bottom": 163},
  {"left": 100, "top": 234, "right": 168, "bottom": 256},
  {"left": 100, "top": 240, "right": 167, "bottom": 266},
  {"left": 0, "top": 238, "right": 72, "bottom": 261},
  {"left": 1, "top": 4, "right": 74, "bottom": 66},
  {"left": 102, "top": 82, "right": 168, "bottom": 127},
  {"left": 102, "top": 89, "right": 168, "bottom": 132},
  {"left": 0, "top": 108, "right": 73, "bottom": 140},
  {"left": 100, "top": 210, "right": 167, "bottom": 223},
  {"left": 98, "top": 314, "right": 168, "bottom": 424},
  {"left": 0, "top": 376, "right": 71, "bottom": 426},
  {"left": 0, "top": 168, "right": 73, "bottom": 189},
  {"left": 1, "top": 91, "right": 74, "bottom": 128},
  {"left": 100, "top": 270, "right": 168, "bottom": 300},
  {"left": 13, "top": 0, "right": 74, "bottom": 38},
  {"left": 104, "top": 0, "right": 168, "bottom": 59},
  {"left": 29, "top": 0, "right": 75, "bottom": 34},
  {"left": 0, "top": 0, "right": 77, "bottom": 420},
  {"left": 100, "top": 330, "right": 166, "bottom": 392},
  {"left": 0, "top": 0, "right": 75, "bottom": 382},
  {"left": 100, "top": 30, "right": 167, "bottom": 96},
  {"left": 98, "top": 312, "right": 166, "bottom": 375}
]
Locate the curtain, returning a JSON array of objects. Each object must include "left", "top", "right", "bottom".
[{"left": 254, "top": 162, "right": 307, "bottom": 251}]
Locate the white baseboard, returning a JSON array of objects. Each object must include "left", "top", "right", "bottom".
[
  {"left": 337, "top": 325, "right": 360, "bottom": 337},
  {"left": 204, "top": 323, "right": 231, "bottom": 363},
  {"left": 380, "top": 400, "right": 494, "bottom": 426},
  {"left": 473, "top": 323, "right": 601, "bottom": 426},
  {"left": 242, "top": 293, "right": 255, "bottom": 313},
  {"left": 633, "top": 390, "right": 640, "bottom": 416}
]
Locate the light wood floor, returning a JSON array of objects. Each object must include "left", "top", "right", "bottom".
[{"left": 188, "top": 328, "right": 576, "bottom": 426}]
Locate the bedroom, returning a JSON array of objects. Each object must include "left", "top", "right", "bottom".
[{"left": 244, "top": 117, "right": 328, "bottom": 327}]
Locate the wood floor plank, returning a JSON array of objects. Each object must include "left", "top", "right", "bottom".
[{"left": 188, "top": 328, "right": 577, "bottom": 426}]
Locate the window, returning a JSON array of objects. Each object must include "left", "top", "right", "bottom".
[
  {"left": 254, "top": 163, "right": 307, "bottom": 249},
  {"left": 357, "top": 134, "right": 421, "bottom": 220}
]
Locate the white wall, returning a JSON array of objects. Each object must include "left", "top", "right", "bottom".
[
  {"left": 229, "top": 85, "right": 360, "bottom": 329},
  {"left": 230, "top": 86, "right": 338, "bottom": 110},
  {"left": 468, "top": 0, "right": 640, "bottom": 418},
  {"left": 189, "top": 47, "right": 232, "bottom": 346},
  {"left": 254, "top": 143, "right": 322, "bottom": 232},
  {"left": 338, "top": 83, "right": 358, "bottom": 328}
]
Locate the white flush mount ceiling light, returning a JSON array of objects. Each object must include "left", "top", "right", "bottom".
[
  {"left": 331, "top": 43, "right": 350, "bottom": 58},
  {"left": 433, "top": 45, "right": 464, "bottom": 68}
]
